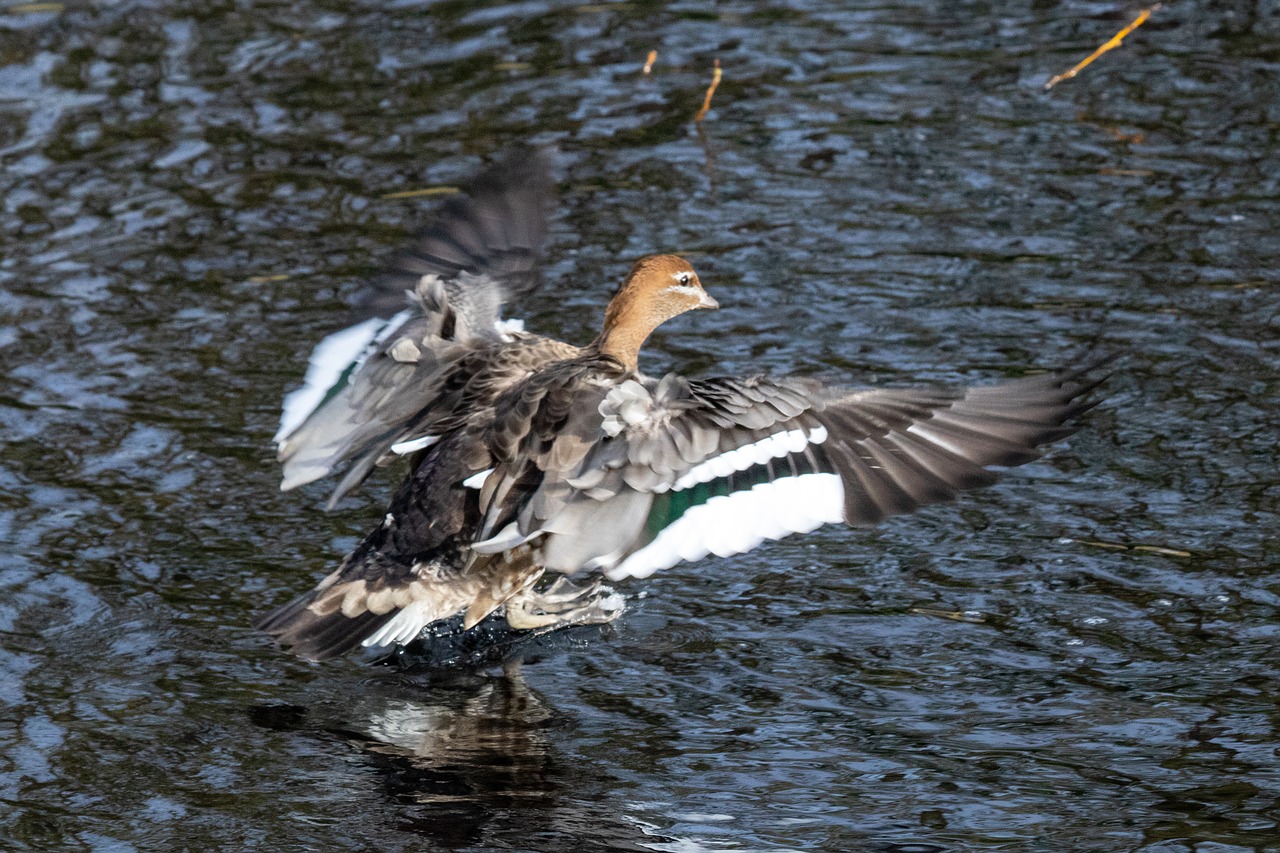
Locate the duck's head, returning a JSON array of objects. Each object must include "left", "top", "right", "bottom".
[{"left": 596, "top": 254, "right": 717, "bottom": 370}]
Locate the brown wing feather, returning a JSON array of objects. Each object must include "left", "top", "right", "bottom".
[{"left": 812, "top": 361, "right": 1106, "bottom": 525}]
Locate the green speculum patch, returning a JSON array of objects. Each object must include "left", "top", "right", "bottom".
[{"left": 643, "top": 451, "right": 821, "bottom": 540}]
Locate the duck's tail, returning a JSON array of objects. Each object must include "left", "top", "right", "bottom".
[{"left": 255, "top": 547, "right": 547, "bottom": 662}]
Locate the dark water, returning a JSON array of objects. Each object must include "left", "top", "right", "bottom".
[{"left": 2, "top": 1, "right": 1278, "bottom": 850}]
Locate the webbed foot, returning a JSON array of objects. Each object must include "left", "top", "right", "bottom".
[{"left": 504, "top": 575, "right": 625, "bottom": 631}]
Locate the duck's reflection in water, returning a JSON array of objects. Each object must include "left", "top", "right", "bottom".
[
  {"left": 351, "top": 668, "right": 557, "bottom": 802},
  {"left": 252, "top": 627, "right": 676, "bottom": 851},
  {"left": 350, "top": 670, "right": 674, "bottom": 849}
]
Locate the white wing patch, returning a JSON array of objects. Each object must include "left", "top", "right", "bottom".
[
  {"left": 669, "top": 426, "right": 828, "bottom": 492},
  {"left": 462, "top": 468, "right": 494, "bottom": 489},
  {"left": 494, "top": 317, "right": 525, "bottom": 341},
  {"left": 275, "top": 310, "right": 413, "bottom": 444},
  {"left": 390, "top": 435, "right": 440, "bottom": 455},
  {"left": 362, "top": 600, "right": 438, "bottom": 649},
  {"left": 605, "top": 472, "right": 845, "bottom": 581}
]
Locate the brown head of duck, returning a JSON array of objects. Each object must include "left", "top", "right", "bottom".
[{"left": 592, "top": 254, "right": 718, "bottom": 372}]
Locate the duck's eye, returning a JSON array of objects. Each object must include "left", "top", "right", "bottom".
[{"left": 678, "top": 273, "right": 691, "bottom": 286}]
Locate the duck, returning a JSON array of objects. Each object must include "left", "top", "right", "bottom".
[{"left": 257, "top": 149, "right": 1104, "bottom": 662}]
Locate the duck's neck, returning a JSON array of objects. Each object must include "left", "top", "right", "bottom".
[{"left": 591, "top": 296, "right": 657, "bottom": 373}]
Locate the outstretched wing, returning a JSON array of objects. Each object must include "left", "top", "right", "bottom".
[
  {"left": 274, "top": 149, "right": 554, "bottom": 505},
  {"left": 470, "top": 363, "right": 1104, "bottom": 580},
  {"left": 353, "top": 148, "right": 554, "bottom": 321}
]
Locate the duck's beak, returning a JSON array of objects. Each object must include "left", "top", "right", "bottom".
[{"left": 697, "top": 291, "right": 719, "bottom": 310}]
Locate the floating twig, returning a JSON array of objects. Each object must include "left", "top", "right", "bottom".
[
  {"left": 1098, "top": 167, "right": 1154, "bottom": 176},
  {"left": 694, "top": 58, "right": 721, "bottom": 122},
  {"left": 643, "top": 50, "right": 657, "bottom": 75},
  {"left": 1045, "top": 4, "right": 1160, "bottom": 90},
  {"left": 910, "top": 608, "right": 988, "bottom": 624},
  {"left": 1132, "top": 544, "right": 1194, "bottom": 558},
  {"left": 380, "top": 186, "right": 460, "bottom": 201},
  {"left": 6, "top": 2, "right": 63, "bottom": 12},
  {"left": 1070, "top": 538, "right": 1192, "bottom": 558}
]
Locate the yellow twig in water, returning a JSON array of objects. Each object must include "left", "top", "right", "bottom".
[
  {"left": 694, "top": 58, "right": 721, "bottom": 122},
  {"left": 1077, "top": 539, "right": 1129, "bottom": 551},
  {"left": 1045, "top": 4, "right": 1160, "bottom": 90},
  {"left": 380, "top": 186, "right": 460, "bottom": 201},
  {"left": 643, "top": 50, "right": 657, "bottom": 75},
  {"left": 6, "top": 2, "right": 63, "bottom": 12}
]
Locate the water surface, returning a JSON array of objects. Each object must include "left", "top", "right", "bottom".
[{"left": 2, "top": 1, "right": 1279, "bottom": 850}]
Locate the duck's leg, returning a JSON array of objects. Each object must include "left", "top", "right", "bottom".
[
  {"left": 504, "top": 575, "right": 626, "bottom": 630},
  {"left": 534, "top": 575, "right": 604, "bottom": 603}
]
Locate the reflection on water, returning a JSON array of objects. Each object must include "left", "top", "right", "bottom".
[
  {"left": 251, "top": 669, "right": 676, "bottom": 853},
  {"left": 2, "top": 0, "right": 1279, "bottom": 850}
]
